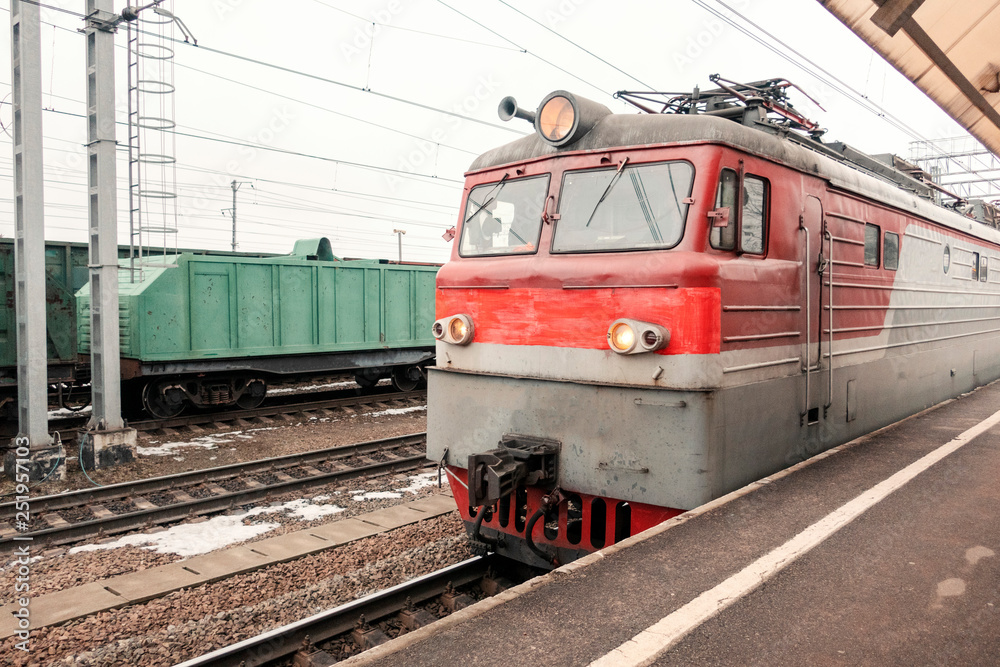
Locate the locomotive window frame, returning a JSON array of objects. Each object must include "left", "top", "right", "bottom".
[
  {"left": 740, "top": 175, "right": 769, "bottom": 256},
  {"left": 710, "top": 168, "right": 738, "bottom": 251},
  {"left": 551, "top": 159, "right": 695, "bottom": 254},
  {"left": 458, "top": 174, "right": 551, "bottom": 258},
  {"left": 864, "top": 223, "right": 880, "bottom": 268},
  {"left": 709, "top": 169, "right": 769, "bottom": 255},
  {"left": 884, "top": 231, "right": 899, "bottom": 271},
  {"left": 972, "top": 251, "right": 984, "bottom": 281}
]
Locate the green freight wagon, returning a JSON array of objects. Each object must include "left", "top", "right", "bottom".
[
  {"left": 1, "top": 239, "right": 275, "bottom": 421},
  {"left": 77, "top": 238, "right": 438, "bottom": 418},
  {"left": 0, "top": 239, "right": 85, "bottom": 418}
]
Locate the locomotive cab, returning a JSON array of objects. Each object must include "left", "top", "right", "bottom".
[{"left": 430, "top": 90, "right": 734, "bottom": 566}]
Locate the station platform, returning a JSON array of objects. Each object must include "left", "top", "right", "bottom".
[{"left": 342, "top": 381, "right": 1000, "bottom": 666}]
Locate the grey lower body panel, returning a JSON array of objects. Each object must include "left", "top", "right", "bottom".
[{"left": 428, "top": 334, "right": 1000, "bottom": 511}]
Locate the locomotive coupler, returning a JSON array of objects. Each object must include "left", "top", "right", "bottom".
[{"left": 467, "top": 434, "right": 560, "bottom": 508}]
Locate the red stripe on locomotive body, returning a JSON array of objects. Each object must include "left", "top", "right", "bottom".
[
  {"left": 436, "top": 285, "right": 721, "bottom": 354},
  {"left": 446, "top": 467, "right": 683, "bottom": 553}
]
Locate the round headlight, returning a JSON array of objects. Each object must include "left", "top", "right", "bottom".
[
  {"left": 449, "top": 317, "right": 468, "bottom": 341},
  {"left": 538, "top": 94, "right": 575, "bottom": 143},
  {"left": 432, "top": 322, "right": 444, "bottom": 339},
  {"left": 608, "top": 322, "right": 636, "bottom": 353}
]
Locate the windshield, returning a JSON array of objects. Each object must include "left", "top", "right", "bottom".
[
  {"left": 553, "top": 161, "right": 694, "bottom": 253},
  {"left": 459, "top": 175, "right": 549, "bottom": 257}
]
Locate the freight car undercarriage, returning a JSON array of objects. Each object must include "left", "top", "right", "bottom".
[{"left": 122, "top": 348, "right": 434, "bottom": 419}]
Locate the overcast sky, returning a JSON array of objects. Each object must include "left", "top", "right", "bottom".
[{"left": 0, "top": 0, "right": 971, "bottom": 263}]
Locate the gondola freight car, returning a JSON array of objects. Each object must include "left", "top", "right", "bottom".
[
  {"left": 1, "top": 239, "right": 265, "bottom": 419},
  {"left": 77, "top": 238, "right": 437, "bottom": 418}
]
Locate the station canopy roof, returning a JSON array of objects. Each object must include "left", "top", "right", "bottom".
[{"left": 818, "top": 0, "right": 1000, "bottom": 157}]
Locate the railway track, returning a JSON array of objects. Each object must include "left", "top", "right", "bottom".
[
  {"left": 176, "top": 555, "right": 522, "bottom": 667},
  {"left": 0, "top": 432, "right": 430, "bottom": 553},
  {"left": 40, "top": 387, "right": 426, "bottom": 440}
]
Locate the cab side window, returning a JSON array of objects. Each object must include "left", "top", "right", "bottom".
[
  {"left": 709, "top": 169, "right": 768, "bottom": 255},
  {"left": 864, "top": 224, "right": 880, "bottom": 267},
  {"left": 741, "top": 176, "right": 768, "bottom": 255}
]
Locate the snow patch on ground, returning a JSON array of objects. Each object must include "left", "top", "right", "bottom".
[
  {"left": 70, "top": 511, "right": 279, "bottom": 558},
  {"left": 48, "top": 405, "right": 92, "bottom": 419},
  {"left": 355, "top": 406, "right": 427, "bottom": 419},
  {"left": 137, "top": 426, "right": 281, "bottom": 456},
  {"left": 280, "top": 499, "right": 346, "bottom": 521},
  {"left": 397, "top": 472, "right": 441, "bottom": 494},
  {"left": 267, "top": 378, "right": 392, "bottom": 395},
  {"left": 352, "top": 471, "right": 445, "bottom": 502},
  {"left": 69, "top": 496, "right": 347, "bottom": 557},
  {"left": 136, "top": 433, "right": 238, "bottom": 457},
  {"left": 352, "top": 491, "right": 403, "bottom": 501},
  {"left": 267, "top": 381, "right": 354, "bottom": 394}
]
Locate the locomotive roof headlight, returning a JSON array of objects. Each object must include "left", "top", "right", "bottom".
[
  {"left": 500, "top": 90, "right": 612, "bottom": 148},
  {"left": 538, "top": 94, "right": 576, "bottom": 143},
  {"left": 433, "top": 314, "right": 474, "bottom": 346},
  {"left": 608, "top": 319, "right": 671, "bottom": 355}
]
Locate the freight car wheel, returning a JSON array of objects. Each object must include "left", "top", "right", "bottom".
[
  {"left": 354, "top": 369, "right": 381, "bottom": 389},
  {"left": 236, "top": 379, "right": 267, "bottom": 410},
  {"left": 141, "top": 381, "right": 186, "bottom": 419},
  {"left": 391, "top": 366, "right": 423, "bottom": 392}
]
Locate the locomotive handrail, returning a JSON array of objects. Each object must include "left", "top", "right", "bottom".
[
  {"left": 800, "top": 218, "right": 812, "bottom": 423},
  {"left": 826, "top": 228, "right": 834, "bottom": 412},
  {"left": 437, "top": 285, "right": 509, "bottom": 289},
  {"left": 562, "top": 283, "right": 679, "bottom": 290}
]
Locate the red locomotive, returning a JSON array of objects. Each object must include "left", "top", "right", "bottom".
[{"left": 428, "top": 78, "right": 1000, "bottom": 567}]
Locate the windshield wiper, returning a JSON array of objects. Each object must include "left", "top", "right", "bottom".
[
  {"left": 584, "top": 158, "right": 629, "bottom": 228},
  {"left": 464, "top": 174, "right": 509, "bottom": 224}
]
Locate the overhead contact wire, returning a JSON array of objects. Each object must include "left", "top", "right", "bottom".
[{"left": 496, "top": 0, "right": 655, "bottom": 90}]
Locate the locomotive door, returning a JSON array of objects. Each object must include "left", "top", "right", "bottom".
[{"left": 800, "top": 195, "right": 825, "bottom": 425}]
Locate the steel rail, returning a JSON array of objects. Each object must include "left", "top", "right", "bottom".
[
  {"left": 175, "top": 556, "right": 495, "bottom": 667},
  {"left": 128, "top": 388, "right": 426, "bottom": 431},
  {"left": 0, "top": 432, "right": 427, "bottom": 517},
  {"left": 0, "top": 433, "right": 430, "bottom": 553},
  {"left": 37, "top": 387, "right": 426, "bottom": 439}
]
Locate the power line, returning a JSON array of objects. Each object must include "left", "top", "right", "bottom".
[
  {"left": 128, "top": 24, "right": 526, "bottom": 136},
  {"left": 0, "top": 123, "right": 462, "bottom": 211},
  {"left": 496, "top": 0, "right": 655, "bottom": 90},
  {"left": 15, "top": 0, "right": 84, "bottom": 19},
  {"left": 311, "top": 0, "right": 522, "bottom": 52},
  {"left": 433, "top": 0, "right": 611, "bottom": 101},
  {"left": 0, "top": 9, "right": 490, "bottom": 157},
  {"left": 1, "top": 3, "right": 526, "bottom": 137},
  {"left": 690, "top": 0, "right": 929, "bottom": 142},
  {"left": 171, "top": 61, "right": 480, "bottom": 157},
  {"left": 4, "top": 101, "right": 465, "bottom": 186}
]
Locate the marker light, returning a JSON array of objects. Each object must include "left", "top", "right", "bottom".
[
  {"left": 433, "top": 314, "right": 475, "bottom": 346},
  {"left": 609, "top": 322, "right": 637, "bottom": 353},
  {"left": 608, "top": 319, "right": 671, "bottom": 355}
]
